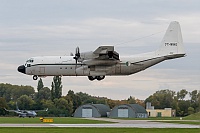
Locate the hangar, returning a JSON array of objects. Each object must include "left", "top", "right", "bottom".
[
  {"left": 109, "top": 104, "right": 148, "bottom": 118},
  {"left": 73, "top": 104, "right": 111, "bottom": 118}
]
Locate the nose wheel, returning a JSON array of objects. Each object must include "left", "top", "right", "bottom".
[{"left": 33, "top": 75, "right": 38, "bottom": 80}]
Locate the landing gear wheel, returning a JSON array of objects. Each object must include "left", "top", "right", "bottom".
[
  {"left": 88, "top": 76, "right": 96, "bottom": 81},
  {"left": 96, "top": 76, "right": 105, "bottom": 81},
  {"left": 33, "top": 75, "right": 38, "bottom": 80}
]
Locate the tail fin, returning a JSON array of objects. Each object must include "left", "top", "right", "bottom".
[
  {"left": 157, "top": 21, "right": 185, "bottom": 57},
  {"left": 16, "top": 102, "right": 20, "bottom": 111}
]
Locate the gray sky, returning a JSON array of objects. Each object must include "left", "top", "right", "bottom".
[{"left": 0, "top": 0, "right": 199, "bottom": 100}]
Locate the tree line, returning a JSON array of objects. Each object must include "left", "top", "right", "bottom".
[{"left": 0, "top": 77, "right": 199, "bottom": 117}]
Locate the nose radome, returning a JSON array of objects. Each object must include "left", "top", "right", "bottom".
[{"left": 18, "top": 65, "right": 26, "bottom": 74}]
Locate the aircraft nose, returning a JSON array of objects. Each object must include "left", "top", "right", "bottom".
[{"left": 18, "top": 65, "right": 26, "bottom": 74}]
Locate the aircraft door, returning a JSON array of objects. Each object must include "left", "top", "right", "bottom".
[{"left": 39, "top": 67, "right": 45, "bottom": 75}]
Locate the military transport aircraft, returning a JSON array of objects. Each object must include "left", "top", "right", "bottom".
[
  {"left": 18, "top": 21, "right": 185, "bottom": 81},
  {"left": 4, "top": 102, "right": 48, "bottom": 118}
]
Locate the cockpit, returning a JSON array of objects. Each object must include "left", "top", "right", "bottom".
[{"left": 25, "top": 58, "right": 34, "bottom": 67}]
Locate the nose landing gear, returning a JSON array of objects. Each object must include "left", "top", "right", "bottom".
[{"left": 33, "top": 75, "right": 38, "bottom": 80}]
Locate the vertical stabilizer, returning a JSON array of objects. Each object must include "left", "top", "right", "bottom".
[
  {"left": 16, "top": 102, "right": 20, "bottom": 111},
  {"left": 157, "top": 21, "right": 185, "bottom": 57}
]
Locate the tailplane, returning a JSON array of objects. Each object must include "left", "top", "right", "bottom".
[{"left": 156, "top": 21, "right": 185, "bottom": 58}]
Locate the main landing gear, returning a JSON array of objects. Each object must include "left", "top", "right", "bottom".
[
  {"left": 88, "top": 76, "right": 105, "bottom": 81},
  {"left": 33, "top": 75, "right": 38, "bottom": 80}
]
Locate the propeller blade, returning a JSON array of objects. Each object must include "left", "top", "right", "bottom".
[{"left": 73, "top": 46, "right": 80, "bottom": 70}]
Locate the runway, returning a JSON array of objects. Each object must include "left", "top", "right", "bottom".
[{"left": 0, "top": 118, "right": 199, "bottom": 128}]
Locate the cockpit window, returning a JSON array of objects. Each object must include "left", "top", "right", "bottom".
[
  {"left": 25, "top": 58, "right": 34, "bottom": 67},
  {"left": 26, "top": 59, "right": 34, "bottom": 63}
]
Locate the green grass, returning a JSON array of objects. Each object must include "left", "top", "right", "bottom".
[
  {"left": 184, "top": 112, "right": 200, "bottom": 120},
  {"left": 115, "top": 117, "right": 181, "bottom": 120},
  {"left": 0, "top": 117, "right": 114, "bottom": 124},
  {"left": 0, "top": 128, "right": 199, "bottom": 133},
  {"left": 154, "top": 121, "right": 200, "bottom": 125}
]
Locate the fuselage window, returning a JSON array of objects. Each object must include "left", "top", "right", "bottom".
[{"left": 65, "top": 67, "right": 67, "bottom": 69}]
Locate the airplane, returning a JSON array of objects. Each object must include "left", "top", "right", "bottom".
[
  {"left": 4, "top": 102, "right": 48, "bottom": 118},
  {"left": 18, "top": 21, "right": 185, "bottom": 81}
]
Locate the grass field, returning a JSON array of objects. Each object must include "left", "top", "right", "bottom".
[
  {"left": 0, "top": 128, "right": 199, "bottom": 133},
  {"left": 116, "top": 117, "right": 181, "bottom": 120},
  {"left": 184, "top": 112, "right": 200, "bottom": 120},
  {"left": 154, "top": 121, "right": 200, "bottom": 125},
  {"left": 0, "top": 117, "right": 114, "bottom": 124}
]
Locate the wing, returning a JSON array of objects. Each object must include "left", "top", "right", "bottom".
[
  {"left": 4, "top": 108, "right": 21, "bottom": 113},
  {"left": 31, "top": 108, "right": 48, "bottom": 112},
  {"left": 4, "top": 108, "right": 15, "bottom": 112},
  {"left": 93, "top": 46, "right": 119, "bottom": 60},
  {"left": 81, "top": 46, "right": 120, "bottom": 66}
]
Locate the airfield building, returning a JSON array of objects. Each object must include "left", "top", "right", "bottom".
[
  {"left": 146, "top": 102, "right": 176, "bottom": 117},
  {"left": 109, "top": 104, "right": 148, "bottom": 118},
  {"left": 73, "top": 104, "right": 111, "bottom": 118}
]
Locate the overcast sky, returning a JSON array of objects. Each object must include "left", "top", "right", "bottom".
[{"left": 0, "top": 0, "right": 199, "bottom": 100}]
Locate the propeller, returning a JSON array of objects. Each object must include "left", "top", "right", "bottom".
[{"left": 73, "top": 47, "right": 80, "bottom": 68}]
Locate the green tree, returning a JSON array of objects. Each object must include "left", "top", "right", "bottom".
[
  {"left": 106, "top": 99, "right": 115, "bottom": 108},
  {"left": 145, "top": 89, "right": 176, "bottom": 109},
  {"left": 17, "top": 95, "right": 34, "bottom": 110},
  {"left": 51, "top": 76, "right": 62, "bottom": 100},
  {"left": 0, "top": 83, "right": 35, "bottom": 102},
  {"left": 51, "top": 98, "right": 73, "bottom": 116},
  {"left": 41, "top": 100, "right": 55, "bottom": 109},
  {"left": 197, "top": 91, "right": 200, "bottom": 112},
  {"left": 188, "top": 107, "right": 195, "bottom": 115},
  {"left": 189, "top": 90, "right": 199, "bottom": 112},
  {"left": 66, "top": 90, "right": 81, "bottom": 112},
  {"left": 128, "top": 96, "right": 136, "bottom": 104},
  {"left": 37, "top": 78, "right": 44, "bottom": 92},
  {"left": 0, "top": 97, "right": 8, "bottom": 116},
  {"left": 12, "top": 85, "right": 35, "bottom": 101},
  {"left": 190, "top": 90, "right": 198, "bottom": 103},
  {"left": 75, "top": 91, "right": 106, "bottom": 105},
  {"left": 51, "top": 82, "right": 55, "bottom": 101},
  {"left": 177, "top": 100, "right": 190, "bottom": 116},
  {"left": 177, "top": 89, "right": 188, "bottom": 100},
  {"left": 38, "top": 87, "right": 51, "bottom": 100}
]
